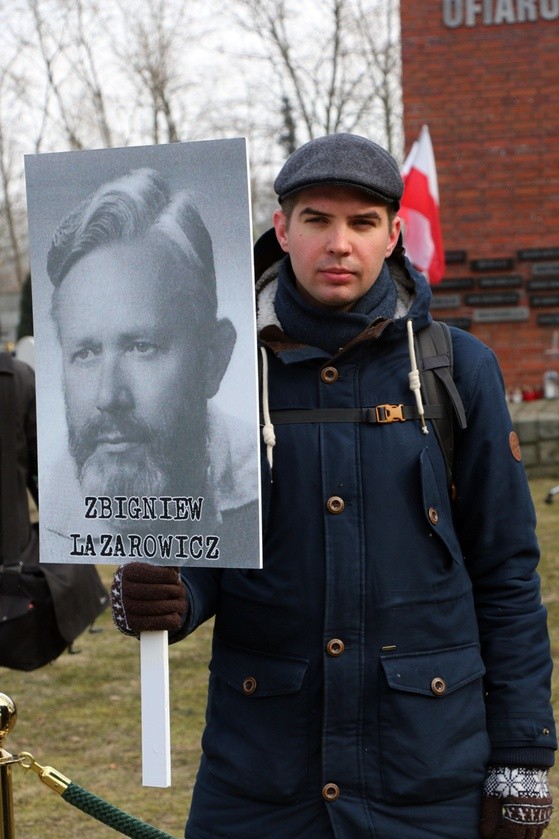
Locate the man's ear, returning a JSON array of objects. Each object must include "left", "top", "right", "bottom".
[
  {"left": 386, "top": 215, "right": 402, "bottom": 257},
  {"left": 204, "top": 317, "right": 237, "bottom": 399},
  {"left": 273, "top": 209, "right": 290, "bottom": 253}
]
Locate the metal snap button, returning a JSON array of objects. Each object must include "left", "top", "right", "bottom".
[
  {"left": 242, "top": 677, "right": 257, "bottom": 695},
  {"left": 428, "top": 507, "right": 439, "bottom": 525},
  {"left": 326, "top": 496, "right": 345, "bottom": 514},
  {"left": 321, "top": 366, "right": 339, "bottom": 384},
  {"left": 322, "top": 783, "right": 340, "bottom": 801},
  {"left": 326, "top": 638, "right": 345, "bottom": 657},
  {"left": 431, "top": 677, "right": 447, "bottom": 696}
]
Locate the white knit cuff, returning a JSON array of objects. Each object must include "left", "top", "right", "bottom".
[{"left": 483, "top": 766, "right": 550, "bottom": 798}]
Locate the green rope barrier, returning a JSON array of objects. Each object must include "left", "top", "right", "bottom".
[
  {"left": 19, "top": 752, "right": 177, "bottom": 839},
  {"left": 62, "top": 782, "right": 176, "bottom": 839}
]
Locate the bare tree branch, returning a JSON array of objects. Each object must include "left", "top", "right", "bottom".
[
  {"left": 0, "top": 58, "right": 26, "bottom": 290},
  {"left": 27, "top": 0, "right": 85, "bottom": 149},
  {"left": 228, "top": 0, "right": 401, "bottom": 154},
  {"left": 70, "top": 0, "right": 115, "bottom": 147}
]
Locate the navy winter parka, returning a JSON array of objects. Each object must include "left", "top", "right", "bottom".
[{"left": 180, "top": 252, "right": 556, "bottom": 839}]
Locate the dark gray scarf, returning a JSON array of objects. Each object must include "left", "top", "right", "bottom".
[{"left": 274, "top": 256, "right": 397, "bottom": 354}]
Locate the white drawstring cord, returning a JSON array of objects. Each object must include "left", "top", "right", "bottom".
[
  {"left": 260, "top": 346, "right": 276, "bottom": 469},
  {"left": 407, "top": 319, "right": 428, "bottom": 435}
]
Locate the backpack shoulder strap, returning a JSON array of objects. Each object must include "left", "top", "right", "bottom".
[{"left": 416, "top": 321, "right": 467, "bottom": 484}]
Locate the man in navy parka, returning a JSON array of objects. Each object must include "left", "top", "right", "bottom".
[{"left": 112, "top": 133, "right": 556, "bottom": 838}]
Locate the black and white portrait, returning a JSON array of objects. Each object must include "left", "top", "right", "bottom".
[{"left": 26, "top": 139, "right": 261, "bottom": 568}]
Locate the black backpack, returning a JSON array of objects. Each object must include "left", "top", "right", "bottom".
[{"left": 416, "top": 320, "right": 467, "bottom": 486}]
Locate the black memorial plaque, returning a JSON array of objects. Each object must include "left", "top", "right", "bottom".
[
  {"left": 438, "top": 317, "right": 472, "bottom": 331},
  {"left": 444, "top": 250, "right": 467, "bottom": 265},
  {"left": 527, "top": 278, "right": 559, "bottom": 292},
  {"left": 430, "top": 295, "right": 461, "bottom": 310},
  {"left": 472, "top": 307, "right": 529, "bottom": 324},
  {"left": 478, "top": 275, "right": 522, "bottom": 289},
  {"left": 532, "top": 262, "right": 559, "bottom": 277},
  {"left": 530, "top": 295, "right": 559, "bottom": 308},
  {"left": 465, "top": 292, "right": 520, "bottom": 307},
  {"left": 470, "top": 258, "right": 515, "bottom": 272},
  {"left": 434, "top": 277, "right": 474, "bottom": 291},
  {"left": 518, "top": 247, "right": 559, "bottom": 262}
]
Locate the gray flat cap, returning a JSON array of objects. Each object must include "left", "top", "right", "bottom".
[{"left": 274, "top": 133, "right": 403, "bottom": 209}]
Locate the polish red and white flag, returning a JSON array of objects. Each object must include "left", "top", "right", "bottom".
[{"left": 400, "top": 125, "right": 445, "bottom": 284}]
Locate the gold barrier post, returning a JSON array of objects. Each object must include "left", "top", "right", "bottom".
[{"left": 0, "top": 694, "right": 17, "bottom": 839}]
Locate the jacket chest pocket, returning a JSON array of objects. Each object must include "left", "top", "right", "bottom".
[
  {"left": 202, "top": 641, "right": 311, "bottom": 803},
  {"left": 378, "top": 644, "right": 490, "bottom": 805}
]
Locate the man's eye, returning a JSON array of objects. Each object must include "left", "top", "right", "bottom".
[
  {"left": 71, "top": 347, "right": 95, "bottom": 363},
  {"left": 128, "top": 342, "right": 157, "bottom": 356}
]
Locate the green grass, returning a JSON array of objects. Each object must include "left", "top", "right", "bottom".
[
  {"left": 1, "top": 476, "right": 559, "bottom": 837},
  {"left": 530, "top": 476, "right": 559, "bottom": 836}
]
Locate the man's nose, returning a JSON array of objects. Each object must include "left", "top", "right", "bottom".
[
  {"left": 327, "top": 224, "right": 352, "bottom": 255},
  {"left": 96, "top": 355, "right": 132, "bottom": 412}
]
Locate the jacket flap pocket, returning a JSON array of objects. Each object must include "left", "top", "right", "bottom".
[
  {"left": 209, "top": 642, "right": 309, "bottom": 697},
  {"left": 381, "top": 644, "right": 485, "bottom": 697}
]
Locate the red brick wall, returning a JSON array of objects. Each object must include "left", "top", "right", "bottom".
[{"left": 400, "top": 1, "right": 559, "bottom": 394}]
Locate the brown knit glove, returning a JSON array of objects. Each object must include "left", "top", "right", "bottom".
[
  {"left": 111, "top": 562, "right": 188, "bottom": 638},
  {"left": 480, "top": 767, "right": 553, "bottom": 839}
]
